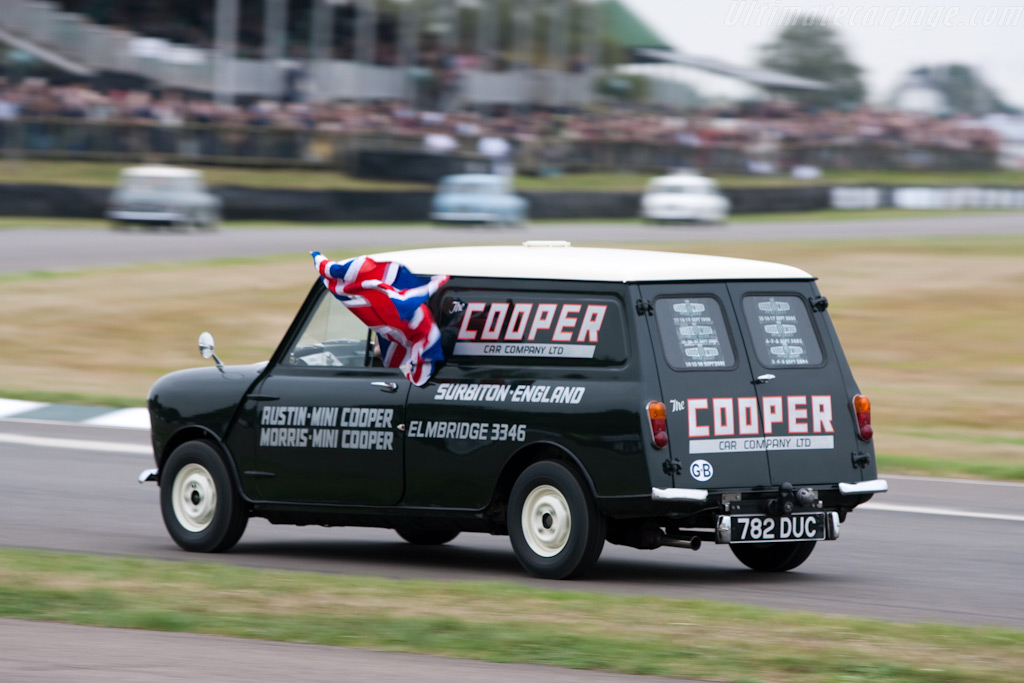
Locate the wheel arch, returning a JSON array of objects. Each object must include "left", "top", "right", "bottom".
[
  {"left": 157, "top": 427, "right": 243, "bottom": 494},
  {"left": 488, "top": 441, "right": 596, "bottom": 519}
]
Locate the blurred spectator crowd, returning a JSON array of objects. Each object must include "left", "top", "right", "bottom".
[{"left": 0, "top": 77, "right": 1000, "bottom": 166}]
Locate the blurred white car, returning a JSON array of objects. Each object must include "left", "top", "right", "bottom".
[
  {"left": 640, "top": 173, "right": 730, "bottom": 223},
  {"left": 430, "top": 173, "right": 528, "bottom": 226},
  {"left": 107, "top": 165, "right": 221, "bottom": 230}
]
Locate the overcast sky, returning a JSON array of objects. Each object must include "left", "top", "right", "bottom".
[{"left": 621, "top": 0, "right": 1024, "bottom": 107}]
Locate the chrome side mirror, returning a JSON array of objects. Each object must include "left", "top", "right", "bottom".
[{"left": 198, "top": 331, "right": 223, "bottom": 368}]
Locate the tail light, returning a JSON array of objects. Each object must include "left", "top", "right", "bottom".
[
  {"left": 647, "top": 401, "right": 669, "bottom": 449},
  {"left": 853, "top": 394, "right": 873, "bottom": 441}
]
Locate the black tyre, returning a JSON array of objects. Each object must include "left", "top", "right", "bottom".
[
  {"left": 395, "top": 527, "right": 460, "bottom": 546},
  {"left": 160, "top": 441, "right": 248, "bottom": 553},
  {"left": 730, "top": 541, "right": 816, "bottom": 572},
  {"left": 508, "top": 461, "right": 606, "bottom": 579}
]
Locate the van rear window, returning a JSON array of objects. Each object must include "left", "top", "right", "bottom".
[
  {"left": 741, "top": 295, "right": 823, "bottom": 367},
  {"left": 654, "top": 297, "right": 736, "bottom": 370}
]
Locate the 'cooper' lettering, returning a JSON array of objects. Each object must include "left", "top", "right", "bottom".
[
  {"left": 455, "top": 301, "right": 609, "bottom": 345},
  {"left": 687, "top": 395, "right": 835, "bottom": 438}
]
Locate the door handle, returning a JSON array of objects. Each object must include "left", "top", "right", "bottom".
[
  {"left": 754, "top": 374, "right": 776, "bottom": 384},
  {"left": 372, "top": 381, "right": 398, "bottom": 393}
]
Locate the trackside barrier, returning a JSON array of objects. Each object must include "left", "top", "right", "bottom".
[
  {"left": 891, "top": 187, "right": 1024, "bottom": 210},
  {"left": 831, "top": 186, "right": 1024, "bottom": 210},
  {"left": 2, "top": 183, "right": 1023, "bottom": 221}
]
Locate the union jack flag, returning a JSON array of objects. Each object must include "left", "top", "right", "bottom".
[{"left": 312, "top": 251, "right": 449, "bottom": 386}]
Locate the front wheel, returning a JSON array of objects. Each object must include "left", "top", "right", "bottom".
[
  {"left": 508, "top": 461, "right": 605, "bottom": 579},
  {"left": 160, "top": 441, "right": 248, "bottom": 553},
  {"left": 730, "top": 541, "right": 816, "bottom": 572}
]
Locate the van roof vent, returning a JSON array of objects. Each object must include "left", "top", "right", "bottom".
[{"left": 522, "top": 240, "right": 571, "bottom": 248}]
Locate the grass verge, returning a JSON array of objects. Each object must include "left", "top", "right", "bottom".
[{"left": 1, "top": 548, "right": 1021, "bottom": 683}]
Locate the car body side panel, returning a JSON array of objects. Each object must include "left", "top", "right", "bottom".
[
  {"left": 404, "top": 367, "right": 653, "bottom": 509},
  {"left": 147, "top": 363, "right": 266, "bottom": 488},
  {"left": 401, "top": 279, "right": 666, "bottom": 509}
]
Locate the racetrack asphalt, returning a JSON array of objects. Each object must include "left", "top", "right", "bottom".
[
  {"left": 3, "top": 212, "right": 1024, "bottom": 276},
  {"left": 0, "top": 618, "right": 693, "bottom": 683}
]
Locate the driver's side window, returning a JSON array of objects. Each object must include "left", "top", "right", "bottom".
[{"left": 285, "top": 293, "right": 376, "bottom": 368}]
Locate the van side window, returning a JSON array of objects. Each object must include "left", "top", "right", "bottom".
[
  {"left": 654, "top": 297, "right": 736, "bottom": 370},
  {"left": 284, "top": 292, "right": 376, "bottom": 368},
  {"left": 437, "top": 291, "right": 628, "bottom": 365},
  {"left": 741, "top": 295, "right": 823, "bottom": 368}
]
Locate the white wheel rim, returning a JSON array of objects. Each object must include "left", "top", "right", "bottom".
[
  {"left": 521, "top": 484, "right": 571, "bottom": 558},
  {"left": 171, "top": 463, "right": 217, "bottom": 533}
]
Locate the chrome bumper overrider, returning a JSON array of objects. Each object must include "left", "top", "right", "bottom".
[
  {"left": 138, "top": 468, "right": 158, "bottom": 484},
  {"left": 839, "top": 479, "right": 889, "bottom": 495},
  {"left": 651, "top": 487, "right": 709, "bottom": 502}
]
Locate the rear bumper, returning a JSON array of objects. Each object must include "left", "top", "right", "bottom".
[
  {"left": 641, "top": 207, "right": 726, "bottom": 221},
  {"left": 645, "top": 480, "right": 886, "bottom": 544},
  {"left": 430, "top": 211, "right": 500, "bottom": 222},
  {"left": 650, "top": 479, "right": 888, "bottom": 504},
  {"left": 108, "top": 210, "right": 185, "bottom": 223}
]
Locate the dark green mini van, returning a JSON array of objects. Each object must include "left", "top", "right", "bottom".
[{"left": 141, "top": 242, "right": 887, "bottom": 579}]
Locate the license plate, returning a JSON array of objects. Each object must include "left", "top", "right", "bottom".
[{"left": 731, "top": 513, "right": 826, "bottom": 543}]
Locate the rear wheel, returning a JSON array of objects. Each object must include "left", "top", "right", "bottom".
[
  {"left": 508, "top": 461, "right": 605, "bottom": 579},
  {"left": 730, "top": 541, "right": 816, "bottom": 572},
  {"left": 395, "top": 527, "right": 460, "bottom": 545},
  {"left": 160, "top": 441, "right": 248, "bottom": 553}
]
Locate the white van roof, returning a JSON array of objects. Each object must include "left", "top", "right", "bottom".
[
  {"left": 369, "top": 243, "right": 812, "bottom": 282},
  {"left": 648, "top": 174, "right": 718, "bottom": 188},
  {"left": 120, "top": 165, "right": 203, "bottom": 179}
]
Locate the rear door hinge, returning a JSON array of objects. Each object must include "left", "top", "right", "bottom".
[
  {"left": 852, "top": 451, "right": 872, "bottom": 469},
  {"left": 662, "top": 457, "right": 683, "bottom": 476},
  {"left": 636, "top": 299, "right": 654, "bottom": 316},
  {"left": 810, "top": 296, "right": 829, "bottom": 312}
]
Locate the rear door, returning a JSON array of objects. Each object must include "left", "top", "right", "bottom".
[
  {"left": 641, "top": 284, "right": 771, "bottom": 489},
  {"left": 727, "top": 282, "right": 860, "bottom": 485}
]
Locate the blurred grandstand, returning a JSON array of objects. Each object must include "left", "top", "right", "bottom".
[{"left": 0, "top": 0, "right": 1009, "bottom": 175}]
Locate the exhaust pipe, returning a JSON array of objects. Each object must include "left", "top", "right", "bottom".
[{"left": 660, "top": 535, "right": 702, "bottom": 551}]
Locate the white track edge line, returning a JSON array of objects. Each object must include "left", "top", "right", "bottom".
[
  {"left": 0, "top": 432, "right": 151, "bottom": 455},
  {"left": 883, "top": 474, "right": 1024, "bottom": 488},
  {"left": 859, "top": 502, "right": 1024, "bottom": 523}
]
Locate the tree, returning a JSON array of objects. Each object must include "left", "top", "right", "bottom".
[
  {"left": 920, "top": 64, "right": 1016, "bottom": 115},
  {"left": 759, "top": 18, "right": 865, "bottom": 109}
]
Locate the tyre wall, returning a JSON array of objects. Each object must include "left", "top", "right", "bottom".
[{"left": 4, "top": 183, "right": 1021, "bottom": 221}]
